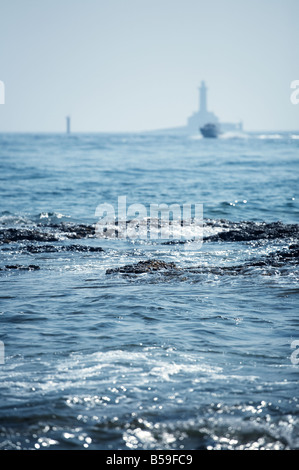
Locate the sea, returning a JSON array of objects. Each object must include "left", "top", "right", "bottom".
[{"left": 0, "top": 131, "right": 298, "bottom": 450}]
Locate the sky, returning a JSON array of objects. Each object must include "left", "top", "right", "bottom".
[{"left": 0, "top": 0, "right": 298, "bottom": 132}]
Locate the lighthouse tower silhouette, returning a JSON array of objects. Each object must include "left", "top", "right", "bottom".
[
  {"left": 66, "top": 116, "right": 71, "bottom": 134},
  {"left": 187, "top": 81, "right": 219, "bottom": 132},
  {"left": 199, "top": 81, "right": 208, "bottom": 114}
]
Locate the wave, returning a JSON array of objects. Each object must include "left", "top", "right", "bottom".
[
  {"left": 219, "top": 131, "right": 249, "bottom": 139},
  {"left": 2, "top": 344, "right": 295, "bottom": 449},
  {"left": 0, "top": 218, "right": 298, "bottom": 245},
  {"left": 0, "top": 211, "right": 72, "bottom": 227},
  {"left": 258, "top": 134, "right": 283, "bottom": 140}
]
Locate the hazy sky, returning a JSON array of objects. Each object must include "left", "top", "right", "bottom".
[{"left": 0, "top": 0, "right": 298, "bottom": 132}]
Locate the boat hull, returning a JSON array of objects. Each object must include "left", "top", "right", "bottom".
[{"left": 200, "top": 123, "right": 219, "bottom": 138}]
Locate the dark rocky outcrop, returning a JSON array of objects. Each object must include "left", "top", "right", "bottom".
[
  {"left": 204, "top": 221, "right": 299, "bottom": 242},
  {"left": 106, "top": 259, "right": 179, "bottom": 274},
  {"left": 0, "top": 223, "right": 96, "bottom": 244},
  {"left": 106, "top": 244, "right": 299, "bottom": 277},
  {"left": 1, "top": 264, "right": 40, "bottom": 271},
  {"left": 19, "top": 244, "right": 104, "bottom": 253}
]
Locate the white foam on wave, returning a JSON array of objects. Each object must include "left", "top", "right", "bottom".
[
  {"left": 38, "top": 212, "right": 71, "bottom": 220},
  {"left": 96, "top": 217, "right": 204, "bottom": 242},
  {"left": 1, "top": 347, "right": 224, "bottom": 396},
  {"left": 0, "top": 213, "right": 33, "bottom": 226},
  {"left": 259, "top": 134, "right": 282, "bottom": 139},
  {"left": 189, "top": 134, "right": 203, "bottom": 140},
  {"left": 220, "top": 132, "right": 248, "bottom": 139}
]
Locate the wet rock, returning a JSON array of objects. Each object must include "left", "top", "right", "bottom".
[
  {"left": 0, "top": 223, "right": 96, "bottom": 244},
  {"left": 106, "top": 259, "right": 179, "bottom": 274},
  {"left": 268, "top": 244, "right": 299, "bottom": 262},
  {"left": 205, "top": 221, "right": 299, "bottom": 242},
  {"left": 22, "top": 244, "right": 104, "bottom": 253},
  {"left": 4, "top": 264, "right": 40, "bottom": 271},
  {"left": 0, "top": 228, "right": 59, "bottom": 244},
  {"left": 106, "top": 243, "right": 299, "bottom": 279}
]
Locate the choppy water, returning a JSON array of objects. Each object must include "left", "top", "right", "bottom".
[{"left": 0, "top": 131, "right": 298, "bottom": 450}]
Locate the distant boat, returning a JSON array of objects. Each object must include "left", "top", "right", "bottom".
[{"left": 200, "top": 123, "right": 219, "bottom": 138}]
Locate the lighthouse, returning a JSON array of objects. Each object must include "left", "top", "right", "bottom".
[
  {"left": 187, "top": 81, "right": 219, "bottom": 132},
  {"left": 66, "top": 116, "right": 71, "bottom": 134},
  {"left": 199, "top": 81, "right": 207, "bottom": 114}
]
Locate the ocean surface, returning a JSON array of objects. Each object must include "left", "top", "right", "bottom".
[{"left": 0, "top": 131, "right": 298, "bottom": 450}]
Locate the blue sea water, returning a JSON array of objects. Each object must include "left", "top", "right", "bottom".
[{"left": 0, "top": 131, "right": 298, "bottom": 450}]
